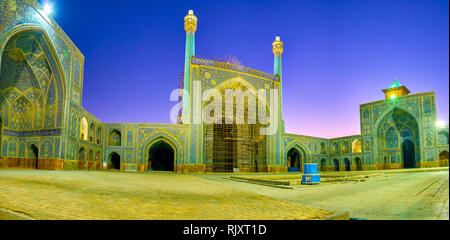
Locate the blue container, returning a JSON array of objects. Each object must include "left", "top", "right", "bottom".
[
  {"left": 302, "top": 174, "right": 321, "bottom": 185},
  {"left": 302, "top": 163, "right": 320, "bottom": 185},
  {"left": 303, "top": 163, "right": 318, "bottom": 174}
]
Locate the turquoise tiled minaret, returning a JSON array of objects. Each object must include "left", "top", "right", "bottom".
[
  {"left": 273, "top": 36, "right": 283, "bottom": 117},
  {"left": 182, "top": 10, "right": 197, "bottom": 124}
]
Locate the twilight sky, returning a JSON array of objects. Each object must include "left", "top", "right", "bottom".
[{"left": 46, "top": 0, "right": 449, "bottom": 139}]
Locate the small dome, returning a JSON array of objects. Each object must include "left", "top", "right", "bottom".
[{"left": 389, "top": 79, "right": 402, "bottom": 89}]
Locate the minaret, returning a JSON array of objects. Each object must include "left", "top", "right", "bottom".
[
  {"left": 273, "top": 36, "right": 284, "bottom": 116},
  {"left": 182, "top": 10, "right": 197, "bottom": 124}
]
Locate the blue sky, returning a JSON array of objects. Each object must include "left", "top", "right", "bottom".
[{"left": 45, "top": 0, "right": 449, "bottom": 138}]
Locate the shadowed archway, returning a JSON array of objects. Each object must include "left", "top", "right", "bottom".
[
  {"left": 148, "top": 141, "right": 175, "bottom": 172},
  {"left": 439, "top": 151, "right": 449, "bottom": 167},
  {"left": 109, "top": 152, "right": 121, "bottom": 170},
  {"left": 29, "top": 144, "right": 39, "bottom": 169},
  {"left": 96, "top": 151, "right": 102, "bottom": 170},
  {"left": 402, "top": 140, "right": 416, "bottom": 168},
  {"left": 78, "top": 148, "right": 85, "bottom": 170},
  {"left": 355, "top": 157, "right": 362, "bottom": 171},
  {"left": 333, "top": 159, "right": 340, "bottom": 171},
  {"left": 344, "top": 158, "right": 351, "bottom": 171},
  {"left": 320, "top": 159, "right": 327, "bottom": 172},
  {"left": 88, "top": 150, "right": 94, "bottom": 170},
  {"left": 287, "top": 148, "right": 302, "bottom": 172}
]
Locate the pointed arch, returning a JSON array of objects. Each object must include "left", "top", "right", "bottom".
[
  {"left": 96, "top": 150, "right": 102, "bottom": 170},
  {"left": 342, "top": 141, "right": 350, "bottom": 154},
  {"left": 331, "top": 142, "right": 339, "bottom": 154},
  {"left": 320, "top": 142, "right": 327, "bottom": 154},
  {"left": 202, "top": 76, "right": 271, "bottom": 113},
  {"left": 88, "top": 149, "right": 94, "bottom": 170},
  {"left": 108, "top": 129, "right": 122, "bottom": 146},
  {"left": 108, "top": 152, "right": 121, "bottom": 170},
  {"left": 352, "top": 139, "right": 362, "bottom": 153},
  {"left": 78, "top": 147, "right": 86, "bottom": 170},
  {"left": 333, "top": 158, "right": 340, "bottom": 171},
  {"left": 29, "top": 144, "right": 39, "bottom": 169},
  {"left": 148, "top": 140, "right": 176, "bottom": 172},
  {"left": 1, "top": 24, "right": 67, "bottom": 83},
  {"left": 355, "top": 157, "right": 363, "bottom": 171},
  {"left": 141, "top": 130, "right": 182, "bottom": 171},
  {"left": 374, "top": 105, "right": 419, "bottom": 130},
  {"left": 80, "top": 117, "right": 88, "bottom": 141},
  {"left": 439, "top": 151, "right": 449, "bottom": 167},
  {"left": 201, "top": 76, "right": 270, "bottom": 173},
  {"left": 89, "top": 123, "right": 95, "bottom": 143},
  {"left": 96, "top": 127, "right": 102, "bottom": 145},
  {"left": 374, "top": 106, "right": 421, "bottom": 169},
  {"left": 438, "top": 131, "right": 449, "bottom": 146},
  {"left": 344, "top": 158, "right": 351, "bottom": 171},
  {"left": 320, "top": 159, "right": 327, "bottom": 172},
  {"left": 285, "top": 140, "right": 310, "bottom": 172},
  {"left": 0, "top": 25, "right": 67, "bottom": 130},
  {"left": 285, "top": 140, "right": 311, "bottom": 157}
]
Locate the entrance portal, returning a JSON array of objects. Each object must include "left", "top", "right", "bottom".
[
  {"left": 376, "top": 108, "right": 420, "bottom": 169},
  {"left": 149, "top": 141, "right": 174, "bottom": 172},
  {"left": 402, "top": 140, "right": 416, "bottom": 168},
  {"left": 203, "top": 80, "right": 267, "bottom": 173},
  {"left": 110, "top": 152, "right": 121, "bottom": 170},
  {"left": 287, "top": 148, "right": 301, "bottom": 172}
]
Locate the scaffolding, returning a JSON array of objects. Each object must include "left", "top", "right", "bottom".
[{"left": 203, "top": 86, "right": 267, "bottom": 173}]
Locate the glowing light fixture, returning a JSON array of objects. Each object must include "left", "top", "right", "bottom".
[
  {"left": 43, "top": 3, "right": 52, "bottom": 15},
  {"left": 436, "top": 120, "right": 446, "bottom": 128},
  {"left": 390, "top": 94, "right": 397, "bottom": 100}
]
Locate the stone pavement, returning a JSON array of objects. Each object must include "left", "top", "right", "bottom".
[
  {"left": 203, "top": 170, "right": 449, "bottom": 220},
  {"left": 0, "top": 170, "right": 331, "bottom": 220}
]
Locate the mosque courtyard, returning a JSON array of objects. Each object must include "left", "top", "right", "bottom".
[{"left": 0, "top": 168, "right": 448, "bottom": 220}]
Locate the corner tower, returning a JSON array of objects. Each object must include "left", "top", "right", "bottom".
[{"left": 182, "top": 10, "right": 197, "bottom": 124}]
